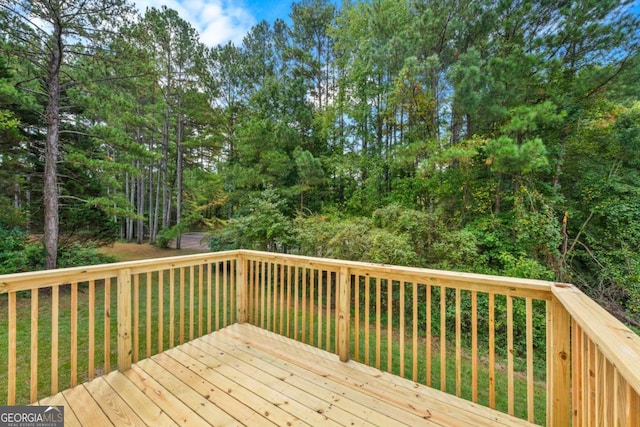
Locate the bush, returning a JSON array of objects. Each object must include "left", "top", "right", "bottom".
[{"left": 0, "top": 225, "right": 114, "bottom": 274}]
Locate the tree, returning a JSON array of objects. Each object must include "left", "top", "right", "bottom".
[
  {"left": 293, "top": 146, "right": 325, "bottom": 211},
  {"left": 1, "top": 0, "right": 133, "bottom": 268}
]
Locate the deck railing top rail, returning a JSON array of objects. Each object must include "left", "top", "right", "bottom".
[
  {"left": 237, "top": 249, "right": 554, "bottom": 291},
  {"left": 0, "top": 251, "right": 239, "bottom": 294}
]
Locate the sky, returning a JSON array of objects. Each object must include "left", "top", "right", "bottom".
[
  {"left": 132, "top": 0, "right": 640, "bottom": 48},
  {"left": 132, "top": 0, "right": 293, "bottom": 47}
]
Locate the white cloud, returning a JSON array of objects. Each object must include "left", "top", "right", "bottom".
[{"left": 132, "top": 0, "right": 256, "bottom": 46}]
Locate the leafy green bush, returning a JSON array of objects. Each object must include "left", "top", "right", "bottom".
[
  {"left": 0, "top": 225, "right": 114, "bottom": 274},
  {"left": 210, "top": 188, "right": 293, "bottom": 252},
  {"left": 156, "top": 222, "right": 190, "bottom": 248}
]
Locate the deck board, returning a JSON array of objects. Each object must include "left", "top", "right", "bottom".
[{"left": 38, "top": 323, "right": 537, "bottom": 426}]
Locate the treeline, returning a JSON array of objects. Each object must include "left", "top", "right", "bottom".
[{"left": 0, "top": 0, "right": 639, "bottom": 325}]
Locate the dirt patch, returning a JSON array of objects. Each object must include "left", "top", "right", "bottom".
[
  {"left": 168, "top": 232, "right": 210, "bottom": 250},
  {"left": 99, "top": 241, "right": 208, "bottom": 262}
]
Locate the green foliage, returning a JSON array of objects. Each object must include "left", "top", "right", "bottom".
[
  {"left": 293, "top": 213, "right": 420, "bottom": 266},
  {"left": 1, "top": 0, "right": 639, "bottom": 326},
  {"left": 210, "top": 189, "right": 293, "bottom": 252},
  {"left": 0, "top": 226, "right": 114, "bottom": 274},
  {"left": 156, "top": 222, "right": 190, "bottom": 249}
]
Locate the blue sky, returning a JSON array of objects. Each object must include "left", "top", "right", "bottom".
[
  {"left": 134, "top": 0, "right": 640, "bottom": 48},
  {"left": 132, "top": 0, "right": 293, "bottom": 46}
]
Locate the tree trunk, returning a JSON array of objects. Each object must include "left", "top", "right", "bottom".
[
  {"left": 175, "top": 113, "right": 183, "bottom": 250},
  {"left": 152, "top": 164, "right": 161, "bottom": 244},
  {"left": 137, "top": 159, "right": 145, "bottom": 244},
  {"left": 44, "top": 24, "right": 63, "bottom": 270},
  {"left": 161, "top": 108, "right": 170, "bottom": 230},
  {"left": 125, "top": 171, "right": 132, "bottom": 242}
]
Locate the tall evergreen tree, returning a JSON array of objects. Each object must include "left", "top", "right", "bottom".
[{"left": 0, "top": 0, "right": 133, "bottom": 268}]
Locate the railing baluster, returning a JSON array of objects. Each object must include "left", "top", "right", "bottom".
[
  {"left": 364, "top": 276, "right": 370, "bottom": 365},
  {"left": 471, "top": 290, "right": 477, "bottom": 402},
  {"left": 260, "top": 261, "right": 265, "bottom": 329},
  {"left": 71, "top": 282, "right": 78, "bottom": 386},
  {"left": 399, "top": 280, "right": 405, "bottom": 378},
  {"left": 309, "top": 268, "right": 314, "bottom": 345},
  {"left": 103, "top": 279, "right": 110, "bottom": 375},
  {"left": 426, "top": 283, "right": 432, "bottom": 387},
  {"left": 527, "top": 297, "right": 534, "bottom": 421},
  {"left": 629, "top": 383, "right": 639, "bottom": 426},
  {"left": 607, "top": 360, "right": 616, "bottom": 425},
  {"left": 294, "top": 265, "right": 299, "bottom": 341},
  {"left": 455, "top": 288, "right": 461, "bottom": 397},
  {"left": 8, "top": 291, "right": 16, "bottom": 405},
  {"left": 169, "top": 268, "right": 175, "bottom": 347},
  {"left": 354, "top": 275, "right": 360, "bottom": 361},
  {"left": 326, "top": 271, "right": 332, "bottom": 352},
  {"left": 588, "top": 338, "right": 596, "bottom": 424},
  {"left": 207, "top": 262, "right": 212, "bottom": 333},
  {"left": 30, "top": 288, "right": 38, "bottom": 402},
  {"left": 146, "top": 271, "right": 152, "bottom": 356},
  {"left": 189, "top": 266, "right": 195, "bottom": 341},
  {"left": 301, "top": 267, "right": 307, "bottom": 343},
  {"left": 158, "top": 270, "right": 164, "bottom": 353},
  {"left": 199, "top": 264, "right": 204, "bottom": 337},
  {"left": 285, "top": 265, "right": 291, "bottom": 337},
  {"left": 216, "top": 262, "right": 222, "bottom": 329},
  {"left": 133, "top": 275, "right": 139, "bottom": 362},
  {"left": 375, "top": 277, "right": 381, "bottom": 370},
  {"left": 279, "top": 264, "right": 284, "bottom": 335},
  {"left": 89, "top": 280, "right": 95, "bottom": 378},
  {"left": 387, "top": 278, "right": 392, "bottom": 373},
  {"left": 52, "top": 284, "right": 59, "bottom": 394},
  {"left": 440, "top": 286, "right": 447, "bottom": 392},
  {"left": 488, "top": 291, "right": 495, "bottom": 407},
  {"left": 267, "top": 261, "right": 272, "bottom": 332},
  {"left": 317, "top": 269, "right": 322, "bottom": 350},
  {"left": 272, "top": 263, "right": 278, "bottom": 332},
  {"left": 412, "top": 282, "right": 418, "bottom": 382},
  {"left": 507, "top": 295, "right": 514, "bottom": 415},
  {"left": 179, "top": 267, "right": 185, "bottom": 344},
  {"left": 572, "top": 321, "right": 583, "bottom": 427}
]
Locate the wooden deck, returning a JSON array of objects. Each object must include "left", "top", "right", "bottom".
[{"left": 37, "top": 323, "right": 535, "bottom": 426}]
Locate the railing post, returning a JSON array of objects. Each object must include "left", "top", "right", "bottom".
[
  {"left": 337, "top": 267, "right": 351, "bottom": 362},
  {"left": 547, "top": 293, "right": 571, "bottom": 426},
  {"left": 117, "top": 268, "right": 132, "bottom": 371},
  {"left": 236, "top": 253, "right": 247, "bottom": 324}
]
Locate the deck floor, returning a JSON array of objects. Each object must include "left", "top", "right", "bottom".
[{"left": 38, "top": 323, "right": 535, "bottom": 426}]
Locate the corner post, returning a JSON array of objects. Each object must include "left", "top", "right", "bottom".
[
  {"left": 547, "top": 293, "right": 571, "bottom": 426},
  {"left": 337, "top": 266, "right": 351, "bottom": 362},
  {"left": 117, "top": 268, "right": 132, "bottom": 371},
  {"left": 235, "top": 253, "right": 247, "bottom": 324}
]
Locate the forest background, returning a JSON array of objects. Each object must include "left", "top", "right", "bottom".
[{"left": 0, "top": 0, "right": 639, "bottom": 328}]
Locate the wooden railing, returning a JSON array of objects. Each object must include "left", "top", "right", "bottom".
[
  {"left": 0, "top": 251, "right": 239, "bottom": 406},
  {"left": 1, "top": 250, "right": 639, "bottom": 426}
]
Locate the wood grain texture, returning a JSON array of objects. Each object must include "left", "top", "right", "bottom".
[{"left": 31, "top": 323, "right": 536, "bottom": 426}]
